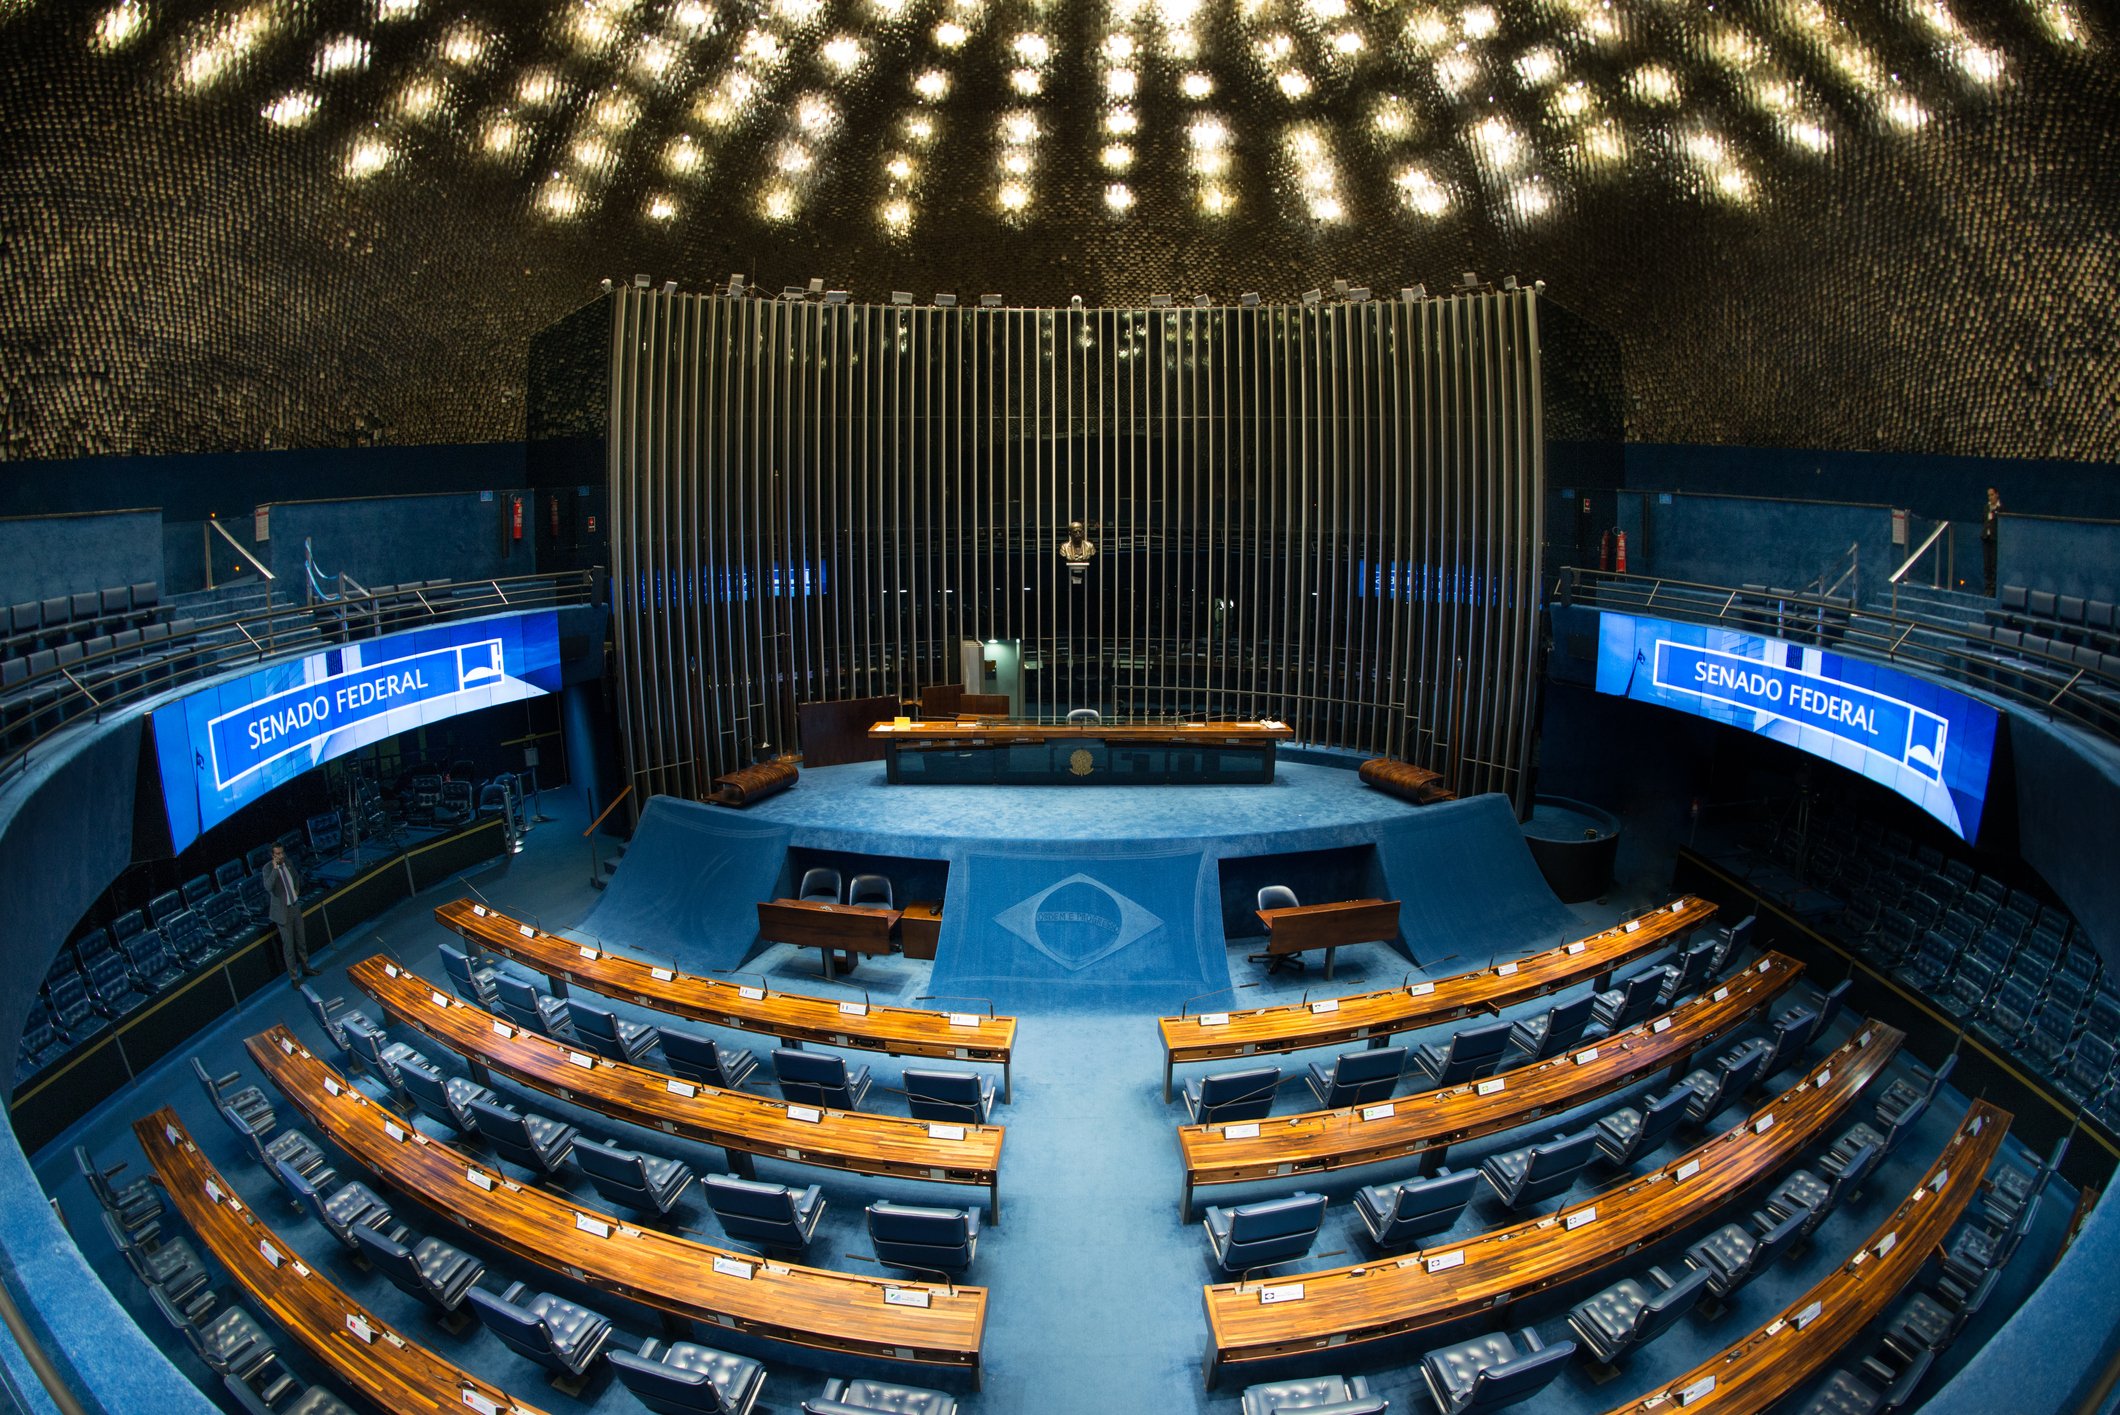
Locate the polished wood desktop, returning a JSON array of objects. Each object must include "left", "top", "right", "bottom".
[
  {"left": 243, "top": 1026, "right": 990, "bottom": 1381},
  {"left": 1158, "top": 896, "right": 1720, "bottom": 1100},
  {"left": 1175, "top": 951, "right": 1803, "bottom": 1219},
  {"left": 134, "top": 1106, "right": 559, "bottom": 1415},
  {"left": 1600, "top": 1099, "right": 2012, "bottom": 1415},
  {"left": 867, "top": 718, "right": 1296, "bottom": 784},
  {"left": 756, "top": 898, "right": 902, "bottom": 977},
  {"left": 436, "top": 899, "right": 1018, "bottom": 1101},
  {"left": 1255, "top": 899, "right": 1402, "bottom": 981},
  {"left": 1200, "top": 1020, "right": 1905, "bottom": 1386},
  {"left": 348, "top": 955, "right": 1008, "bottom": 1217}
]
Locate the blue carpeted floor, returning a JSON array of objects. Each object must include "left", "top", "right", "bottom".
[{"left": 31, "top": 769, "right": 2077, "bottom": 1415}]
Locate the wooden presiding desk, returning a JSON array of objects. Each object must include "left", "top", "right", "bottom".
[
  {"left": 244, "top": 1026, "right": 989, "bottom": 1382},
  {"left": 757, "top": 898, "right": 901, "bottom": 978},
  {"left": 1159, "top": 897, "right": 1719, "bottom": 1100},
  {"left": 436, "top": 899, "right": 1018, "bottom": 1101},
  {"left": 349, "top": 956, "right": 1008, "bottom": 1217},
  {"left": 1601, "top": 1100, "right": 2011, "bottom": 1415},
  {"left": 1175, "top": 951, "right": 1803, "bottom": 1219},
  {"left": 1256, "top": 899, "right": 1401, "bottom": 981},
  {"left": 135, "top": 1107, "right": 559, "bottom": 1415},
  {"left": 867, "top": 717, "right": 1295, "bottom": 785},
  {"left": 1200, "top": 1020, "right": 1904, "bottom": 1386}
]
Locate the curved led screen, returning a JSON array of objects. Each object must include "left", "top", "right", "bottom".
[
  {"left": 152, "top": 613, "right": 562, "bottom": 853},
  {"left": 1595, "top": 610, "right": 2000, "bottom": 842}
]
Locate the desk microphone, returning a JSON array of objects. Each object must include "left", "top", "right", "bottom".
[
  {"left": 452, "top": 869, "right": 501, "bottom": 912},
  {"left": 914, "top": 994, "right": 995, "bottom": 1017},
  {"left": 842, "top": 1253, "right": 958, "bottom": 1297},
  {"left": 1180, "top": 983, "right": 1260, "bottom": 1018},
  {"left": 703, "top": 968, "right": 770, "bottom": 996}
]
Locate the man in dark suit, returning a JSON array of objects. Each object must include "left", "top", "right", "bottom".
[{"left": 266, "top": 843, "right": 316, "bottom": 984}]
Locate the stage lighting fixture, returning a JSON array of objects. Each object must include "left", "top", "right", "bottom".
[
  {"left": 891, "top": 291, "right": 914, "bottom": 305},
  {"left": 1400, "top": 284, "right": 1427, "bottom": 301},
  {"left": 807, "top": 278, "right": 825, "bottom": 297},
  {"left": 1457, "top": 271, "right": 1481, "bottom": 288},
  {"left": 1239, "top": 292, "right": 1261, "bottom": 307},
  {"left": 1149, "top": 294, "right": 1173, "bottom": 308},
  {"left": 935, "top": 292, "right": 958, "bottom": 307},
  {"left": 824, "top": 289, "right": 849, "bottom": 304},
  {"left": 1331, "top": 279, "right": 1349, "bottom": 297},
  {"left": 782, "top": 285, "right": 807, "bottom": 300},
  {"left": 1346, "top": 286, "right": 1371, "bottom": 302},
  {"left": 633, "top": 273, "right": 651, "bottom": 288},
  {"left": 662, "top": 280, "right": 678, "bottom": 295},
  {"left": 1301, "top": 288, "right": 1323, "bottom": 306},
  {"left": 1069, "top": 295, "right": 1084, "bottom": 309},
  {"left": 1501, "top": 275, "right": 1519, "bottom": 290},
  {"left": 1193, "top": 295, "right": 1211, "bottom": 308},
  {"left": 979, "top": 294, "right": 1003, "bottom": 307},
  {"left": 599, "top": 278, "right": 615, "bottom": 293}
]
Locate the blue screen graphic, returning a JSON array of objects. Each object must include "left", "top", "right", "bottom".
[
  {"left": 1595, "top": 611, "right": 2000, "bottom": 841},
  {"left": 152, "top": 613, "right": 562, "bottom": 852}
]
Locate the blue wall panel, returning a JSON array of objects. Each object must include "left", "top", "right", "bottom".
[
  {"left": 1621, "top": 490, "right": 1889, "bottom": 594},
  {"left": 264, "top": 491, "right": 536, "bottom": 590},
  {"left": 0, "top": 509, "right": 164, "bottom": 608},
  {"left": 1996, "top": 515, "right": 2120, "bottom": 604}
]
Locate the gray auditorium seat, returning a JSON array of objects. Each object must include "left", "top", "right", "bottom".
[
  {"left": 1238, "top": 1372, "right": 1388, "bottom": 1415},
  {"left": 1419, "top": 1327, "right": 1575, "bottom": 1413}
]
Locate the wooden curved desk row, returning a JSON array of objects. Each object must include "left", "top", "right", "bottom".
[
  {"left": 350, "top": 956, "right": 1008, "bottom": 1218},
  {"left": 244, "top": 1026, "right": 989, "bottom": 1380},
  {"left": 1601, "top": 1099, "right": 2012, "bottom": 1415},
  {"left": 1176, "top": 951, "right": 1804, "bottom": 1218},
  {"left": 134, "top": 1107, "right": 559, "bottom": 1415},
  {"left": 1201, "top": 1019, "right": 1905, "bottom": 1385},
  {"left": 1158, "top": 896, "right": 1721, "bottom": 1099},
  {"left": 435, "top": 898, "right": 1019, "bottom": 1100}
]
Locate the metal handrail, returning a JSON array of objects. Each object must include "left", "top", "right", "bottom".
[
  {"left": 204, "top": 517, "right": 274, "bottom": 586},
  {"left": 1888, "top": 520, "right": 1950, "bottom": 613},
  {"left": 0, "top": 568, "right": 600, "bottom": 787}
]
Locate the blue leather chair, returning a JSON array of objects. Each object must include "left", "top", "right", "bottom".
[
  {"left": 191, "top": 1056, "right": 274, "bottom": 1135},
  {"left": 773, "top": 1048, "right": 872, "bottom": 1109},
  {"left": 1683, "top": 1207, "right": 1806, "bottom": 1304},
  {"left": 466, "top": 1281, "right": 613, "bottom": 1393},
  {"left": 495, "top": 973, "right": 575, "bottom": 1039},
  {"left": 904, "top": 1069, "right": 996, "bottom": 1125},
  {"left": 1591, "top": 1085, "right": 1692, "bottom": 1168},
  {"left": 1202, "top": 1192, "right": 1328, "bottom": 1275},
  {"left": 1252, "top": 885, "right": 1306, "bottom": 974},
  {"left": 1674, "top": 1038, "right": 1771, "bottom": 1124},
  {"left": 1873, "top": 1053, "right": 1956, "bottom": 1132},
  {"left": 608, "top": 1337, "right": 766, "bottom": 1415},
  {"left": 1413, "top": 1019, "right": 1516, "bottom": 1088},
  {"left": 1353, "top": 1167, "right": 1478, "bottom": 1250},
  {"left": 1239, "top": 1372, "right": 1388, "bottom": 1414},
  {"left": 464, "top": 1097, "right": 579, "bottom": 1175},
  {"left": 567, "top": 997, "right": 661, "bottom": 1063},
  {"left": 1754, "top": 1005, "right": 1818, "bottom": 1084},
  {"left": 344, "top": 1015, "right": 431, "bottom": 1094},
  {"left": 1479, "top": 1130, "right": 1599, "bottom": 1210},
  {"left": 273, "top": 1161, "right": 405, "bottom": 1255},
  {"left": 799, "top": 868, "right": 842, "bottom": 903},
  {"left": 75, "top": 1143, "right": 163, "bottom": 1237},
  {"left": 868, "top": 1201, "right": 981, "bottom": 1272},
  {"left": 1566, "top": 1264, "right": 1713, "bottom": 1367},
  {"left": 572, "top": 1136, "right": 696, "bottom": 1217},
  {"left": 1304, "top": 1046, "right": 1405, "bottom": 1108},
  {"left": 396, "top": 1057, "right": 497, "bottom": 1135},
  {"left": 439, "top": 942, "right": 502, "bottom": 1008},
  {"left": 847, "top": 874, "right": 894, "bottom": 910},
  {"left": 1652, "top": 940, "right": 1720, "bottom": 1006},
  {"left": 1792, "top": 1369, "right": 1881, "bottom": 1415},
  {"left": 801, "top": 1376, "right": 958, "bottom": 1414},
  {"left": 660, "top": 1026, "right": 759, "bottom": 1090},
  {"left": 1504, "top": 993, "right": 1596, "bottom": 1064},
  {"left": 298, "top": 984, "right": 376, "bottom": 1057},
  {"left": 352, "top": 1224, "right": 485, "bottom": 1330},
  {"left": 1802, "top": 978, "right": 1851, "bottom": 1045},
  {"left": 703, "top": 1173, "right": 826, "bottom": 1252},
  {"left": 1183, "top": 1066, "right": 1281, "bottom": 1125},
  {"left": 1418, "top": 1327, "right": 1575, "bottom": 1413},
  {"left": 1590, "top": 968, "right": 1666, "bottom": 1031},
  {"left": 221, "top": 1105, "right": 337, "bottom": 1192}
]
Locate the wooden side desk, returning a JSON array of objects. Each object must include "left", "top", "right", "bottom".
[
  {"left": 349, "top": 956, "right": 1008, "bottom": 1218},
  {"left": 1159, "top": 896, "right": 1720, "bottom": 1100},
  {"left": 1255, "top": 899, "right": 1401, "bottom": 981},
  {"left": 757, "top": 898, "right": 901, "bottom": 978},
  {"left": 1599, "top": 1100, "right": 2011, "bottom": 1415},
  {"left": 244, "top": 1026, "right": 989, "bottom": 1381},
  {"left": 135, "top": 1107, "right": 559, "bottom": 1415},
  {"left": 1175, "top": 951, "right": 1803, "bottom": 1219},
  {"left": 1200, "top": 1020, "right": 1904, "bottom": 1385},
  {"left": 436, "top": 899, "right": 1017, "bottom": 1100},
  {"left": 899, "top": 901, "right": 944, "bottom": 961}
]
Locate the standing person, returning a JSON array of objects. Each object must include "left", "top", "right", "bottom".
[
  {"left": 265, "top": 843, "right": 316, "bottom": 984},
  {"left": 1982, "top": 487, "right": 2004, "bottom": 596}
]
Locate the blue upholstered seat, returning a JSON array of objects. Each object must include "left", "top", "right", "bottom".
[
  {"left": 495, "top": 972, "right": 575, "bottom": 1039},
  {"left": 396, "top": 1057, "right": 498, "bottom": 1134},
  {"left": 704, "top": 1173, "right": 826, "bottom": 1251},
  {"left": 464, "top": 1097, "right": 579, "bottom": 1175},
  {"left": 868, "top": 1200, "right": 981, "bottom": 1272},
  {"left": 1353, "top": 1167, "right": 1477, "bottom": 1250},
  {"left": 1590, "top": 968, "right": 1665, "bottom": 1032},
  {"left": 1479, "top": 1129, "right": 1598, "bottom": 1210},
  {"left": 1592, "top": 1085, "right": 1691, "bottom": 1168},
  {"left": 467, "top": 1281, "right": 613, "bottom": 1390},
  {"left": 801, "top": 1376, "right": 959, "bottom": 1415},
  {"left": 274, "top": 1161, "right": 405, "bottom": 1254},
  {"left": 1414, "top": 1019, "right": 1516, "bottom": 1088},
  {"left": 567, "top": 996, "right": 661, "bottom": 1063},
  {"left": 799, "top": 867, "right": 843, "bottom": 903},
  {"left": 1202, "top": 1192, "right": 1327, "bottom": 1274},
  {"left": 608, "top": 1337, "right": 767, "bottom": 1415},
  {"left": 353, "top": 1224, "right": 485, "bottom": 1323},
  {"left": 573, "top": 1135, "right": 696, "bottom": 1216},
  {"left": 439, "top": 943, "right": 502, "bottom": 1008},
  {"left": 1504, "top": 993, "right": 1595, "bottom": 1065},
  {"left": 774, "top": 1048, "right": 872, "bottom": 1109},
  {"left": 660, "top": 1025, "right": 759, "bottom": 1089},
  {"left": 1239, "top": 1371, "right": 1389, "bottom": 1415},
  {"left": 1419, "top": 1327, "right": 1574, "bottom": 1413},
  {"left": 1183, "top": 1066, "right": 1281, "bottom": 1125},
  {"left": 904, "top": 1068, "right": 997, "bottom": 1125},
  {"left": 1565, "top": 1264, "right": 1712, "bottom": 1366},
  {"left": 1305, "top": 1046, "right": 1405, "bottom": 1108},
  {"left": 1682, "top": 1208, "right": 1805, "bottom": 1299}
]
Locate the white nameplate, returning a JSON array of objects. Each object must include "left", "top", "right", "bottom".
[
  {"left": 471, "top": 904, "right": 487, "bottom": 917},
  {"left": 1565, "top": 1206, "right": 1597, "bottom": 1230},
  {"left": 884, "top": 1286, "right": 933, "bottom": 1308},
  {"left": 1677, "top": 1375, "right": 1716, "bottom": 1405},
  {"left": 1567, "top": 941, "right": 1587, "bottom": 954},
  {"left": 1875, "top": 1231, "right": 1897, "bottom": 1257},
  {"left": 1624, "top": 920, "right": 1641, "bottom": 933},
  {"left": 948, "top": 1013, "right": 980, "bottom": 1028},
  {"left": 1971, "top": 1115, "right": 1984, "bottom": 1134},
  {"left": 575, "top": 1213, "right": 611, "bottom": 1238},
  {"left": 323, "top": 1077, "right": 341, "bottom": 1096},
  {"left": 738, "top": 985, "right": 766, "bottom": 1001},
  {"left": 650, "top": 966, "right": 676, "bottom": 981},
  {"left": 1495, "top": 962, "right": 1518, "bottom": 976},
  {"left": 712, "top": 1255, "right": 754, "bottom": 1280},
  {"left": 928, "top": 1123, "right": 966, "bottom": 1141},
  {"left": 1574, "top": 1048, "right": 1600, "bottom": 1065},
  {"left": 279, "top": 1036, "right": 296, "bottom": 1054},
  {"left": 1794, "top": 1300, "right": 1824, "bottom": 1330},
  {"left": 1223, "top": 1122, "right": 1261, "bottom": 1140},
  {"left": 1675, "top": 1159, "right": 1701, "bottom": 1181},
  {"left": 1311, "top": 998, "right": 1340, "bottom": 1014},
  {"left": 492, "top": 1021, "right": 513, "bottom": 1038},
  {"left": 383, "top": 1121, "right": 406, "bottom": 1142},
  {"left": 579, "top": 946, "right": 598, "bottom": 960},
  {"left": 431, "top": 990, "right": 452, "bottom": 1008},
  {"left": 1476, "top": 1078, "right": 1506, "bottom": 1096},
  {"left": 205, "top": 1180, "right": 223, "bottom": 1204},
  {"left": 165, "top": 1122, "right": 181, "bottom": 1145},
  {"left": 347, "top": 1314, "right": 374, "bottom": 1343},
  {"left": 839, "top": 1001, "right": 869, "bottom": 1016},
  {"left": 467, "top": 1168, "right": 494, "bottom": 1190},
  {"left": 383, "top": 963, "right": 400, "bottom": 978},
  {"left": 1931, "top": 1168, "right": 1948, "bottom": 1193},
  {"left": 1816, "top": 1068, "right": 1831, "bottom": 1087},
  {"left": 1712, "top": 986, "right": 1729, "bottom": 1002},
  {"left": 1425, "top": 1250, "right": 1466, "bottom": 1273},
  {"left": 462, "top": 1391, "right": 501, "bottom": 1415},
  {"left": 259, "top": 1240, "right": 283, "bottom": 1267},
  {"left": 1757, "top": 958, "right": 1773, "bottom": 973},
  {"left": 1754, "top": 1114, "right": 1775, "bottom": 1134},
  {"left": 1360, "top": 1103, "right": 1395, "bottom": 1121},
  {"left": 1653, "top": 1017, "right": 1673, "bottom": 1033},
  {"left": 1861, "top": 1029, "right": 1875, "bottom": 1047},
  {"left": 518, "top": 924, "right": 536, "bottom": 938},
  {"left": 1258, "top": 1282, "right": 1305, "bottom": 1304},
  {"left": 1199, "top": 1012, "right": 1230, "bottom": 1026},
  {"left": 568, "top": 1051, "right": 596, "bottom": 1069},
  {"left": 788, "top": 1106, "right": 823, "bottom": 1123},
  {"left": 667, "top": 1079, "right": 698, "bottom": 1098}
]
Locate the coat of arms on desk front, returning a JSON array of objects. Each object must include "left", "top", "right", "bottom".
[{"left": 1068, "top": 748, "right": 1095, "bottom": 776}]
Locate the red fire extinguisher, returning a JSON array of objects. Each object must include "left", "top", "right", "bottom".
[
  {"left": 1613, "top": 529, "right": 1628, "bottom": 573},
  {"left": 511, "top": 495, "right": 523, "bottom": 541}
]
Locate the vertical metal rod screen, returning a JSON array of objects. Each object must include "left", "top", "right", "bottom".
[{"left": 607, "top": 287, "right": 1545, "bottom": 810}]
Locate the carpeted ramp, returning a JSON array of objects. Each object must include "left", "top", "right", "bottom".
[
  {"left": 578, "top": 795, "right": 789, "bottom": 971},
  {"left": 928, "top": 842, "right": 1228, "bottom": 1012},
  {"left": 1372, "top": 793, "right": 1581, "bottom": 971}
]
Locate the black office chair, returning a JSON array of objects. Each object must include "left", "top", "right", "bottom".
[
  {"left": 1249, "top": 885, "right": 1305, "bottom": 974},
  {"left": 466, "top": 1281, "right": 613, "bottom": 1395}
]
